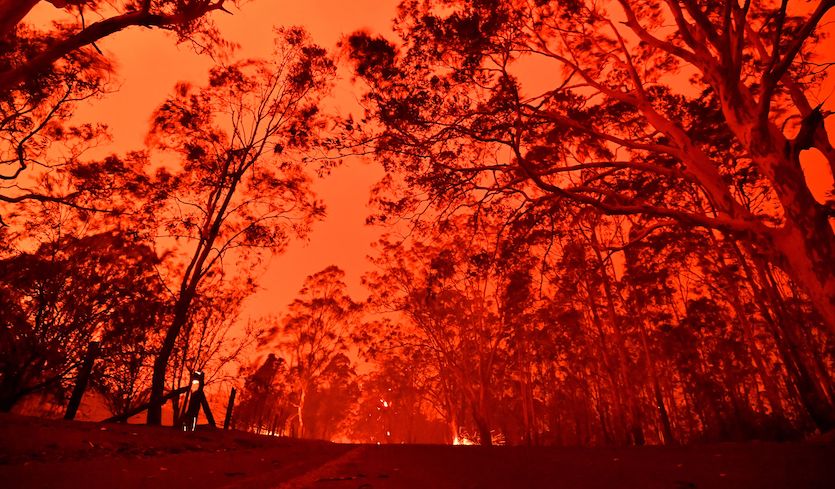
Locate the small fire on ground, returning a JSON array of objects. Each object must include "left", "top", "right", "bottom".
[{"left": 453, "top": 435, "right": 476, "bottom": 445}]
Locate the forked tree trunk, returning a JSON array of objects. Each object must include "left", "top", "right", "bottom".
[
  {"left": 709, "top": 77, "right": 835, "bottom": 335},
  {"left": 767, "top": 204, "right": 835, "bottom": 336}
]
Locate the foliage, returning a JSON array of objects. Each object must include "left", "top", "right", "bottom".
[
  {"left": 1, "top": 0, "right": 239, "bottom": 221},
  {"left": 144, "top": 27, "right": 334, "bottom": 425},
  {"left": 259, "top": 266, "right": 361, "bottom": 437},
  {"left": 0, "top": 230, "right": 164, "bottom": 411},
  {"left": 348, "top": 0, "right": 835, "bottom": 331}
]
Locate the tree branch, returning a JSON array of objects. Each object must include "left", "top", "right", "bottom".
[{"left": 0, "top": 1, "right": 229, "bottom": 95}]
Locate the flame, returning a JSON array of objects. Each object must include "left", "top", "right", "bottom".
[{"left": 452, "top": 435, "right": 475, "bottom": 445}]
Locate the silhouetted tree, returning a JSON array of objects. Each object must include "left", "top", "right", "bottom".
[
  {"left": 264, "top": 265, "right": 360, "bottom": 437},
  {"left": 1, "top": 1, "right": 239, "bottom": 219},
  {"left": 302, "top": 353, "right": 360, "bottom": 440},
  {"left": 235, "top": 353, "right": 295, "bottom": 435},
  {"left": 143, "top": 28, "right": 333, "bottom": 425},
  {"left": 0, "top": 231, "right": 163, "bottom": 411},
  {"left": 0, "top": 0, "right": 239, "bottom": 95},
  {"left": 348, "top": 0, "right": 835, "bottom": 332},
  {"left": 364, "top": 213, "right": 542, "bottom": 445}
]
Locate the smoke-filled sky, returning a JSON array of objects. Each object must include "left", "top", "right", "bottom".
[
  {"left": 29, "top": 1, "right": 401, "bottom": 326},
  {"left": 27, "top": 0, "right": 835, "bottom": 332}
]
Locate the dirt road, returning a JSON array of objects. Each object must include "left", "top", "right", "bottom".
[
  {"left": 2, "top": 414, "right": 834, "bottom": 488},
  {"left": 271, "top": 443, "right": 835, "bottom": 489}
]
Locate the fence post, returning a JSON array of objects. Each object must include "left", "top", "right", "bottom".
[
  {"left": 64, "top": 341, "right": 100, "bottom": 420},
  {"left": 223, "top": 388, "right": 236, "bottom": 430},
  {"left": 181, "top": 371, "right": 205, "bottom": 431}
]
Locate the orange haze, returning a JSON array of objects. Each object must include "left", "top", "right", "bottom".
[{"left": 25, "top": 0, "right": 835, "bottom": 345}]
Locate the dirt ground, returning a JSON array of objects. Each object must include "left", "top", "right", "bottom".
[{"left": 2, "top": 414, "right": 834, "bottom": 488}]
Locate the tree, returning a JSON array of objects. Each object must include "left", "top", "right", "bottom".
[
  {"left": 94, "top": 308, "right": 162, "bottom": 420},
  {"left": 234, "top": 353, "right": 295, "bottom": 435},
  {"left": 0, "top": 0, "right": 238, "bottom": 95},
  {"left": 348, "top": 0, "right": 835, "bottom": 331},
  {"left": 265, "top": 265, "right": 360, "bottom": 438},
  {"left": 1, "top": 23, "right": 110, "bottom": 220},
  {"left": 363, "top": 213, "right": 539, "bottom": 446},
  {"left": 144, "top": 28, "right": 333, "bottom": 425},
  {"left": 301, "top": 353, "right": 360, "bottom": 440},
  {"left": 350, "top": 348, "right": 449, "bottom": 444},
  {"left": 1, "top": 1, "right": 239, "bottom": 222},
  {"left": 0, "top": 230, "right": 164, "bottom": 411},
  {"left": 164, "top": 288, "right": 260, "bottom": 423},
  {"left": 362, "top": 193, "right": 834, "bottom": 444}
]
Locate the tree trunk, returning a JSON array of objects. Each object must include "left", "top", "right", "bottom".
[
  {"left": 768, "top": 210, "right": 835, "bottom": 335},
  {"left": 297, "top": 385, "right": 306, "bottom": 438},
  {"left": 711, "top": 79, "right": 835, "bottom": 334},
  {"left": 449, "top": 418, "right": 459, "bottom": 444},
  {"left": 516, "top": 320, "right": 535, "bottom": 445},
  {"left": 591, "top": 229, "right": 645, "bottom": 446},
  {"left": 147, "top": 295, "right": 192, "bottom": 425},
  {"left": 473, "top": 404, "right": 493, "bottom": 447},
  {"left": 717, "top": 242, "right": 789, "bottom": 424},
  {"left": 475, "top": 419, "right": 493, "bottom": 446},
  {"left": 768, "top": 268, "right": 835, "bottom": 405},
  {"left": 475, "top": 378, "right": 493, "bottom": 446},
  {"left": 741, "top": 250, "right": 835, "bottom": 432},
  {"left": 636, "top": 320, "right": 676, "bottom": 445}
]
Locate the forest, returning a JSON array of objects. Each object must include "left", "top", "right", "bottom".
[{"left": 1, "top": 0, "right": 834, "bottom": 450}]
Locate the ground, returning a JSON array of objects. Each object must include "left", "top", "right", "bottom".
[{"left": 2, "top": 414, "right": 834, "bottom": 488}]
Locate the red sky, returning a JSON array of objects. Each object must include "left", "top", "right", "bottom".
[
  {"left": 29, "top": 1, "right": 398, "bottom": 327},
  {"left": 26, "top": 1, "right": 835, "bottom": 335}
]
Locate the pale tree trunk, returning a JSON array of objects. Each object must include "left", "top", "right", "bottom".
[
  {"left": 297, "top": 384, "right": 307, "bottom": 438},
  {"left": 474, "top": 373, "right": 493, "bottom": 446},
  {"left": 448, "top": 418, "right": 459, "bottom": 444},
  {"left": 636, "top": 319, "right": 676, "bottom": 445},
  {"left": 707, "top": 67, "right": 835, "bottom": 334},
  {"left": 517, "top": 346, "right": 536, "bottom": 445},
  {"left": 446, "top": 386, "right": 460, "bottom": 444},
  {"left": 590, "top": 369, "right": 614, "bottom": 445},
  {"left": 765, "top": 264, "right": 835, "bottom": 404},
  {"left": 730, "top": 297, "right": 789, "bottom": 422},
  {"left": 438, "top": 365, "right": 459, "bottom": 444},
  {"left": 766, "top": 209, "right": 835, "bottom": 335},
  {"left": 585, "top": 291, "right": 626, "bottom": 443}
]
